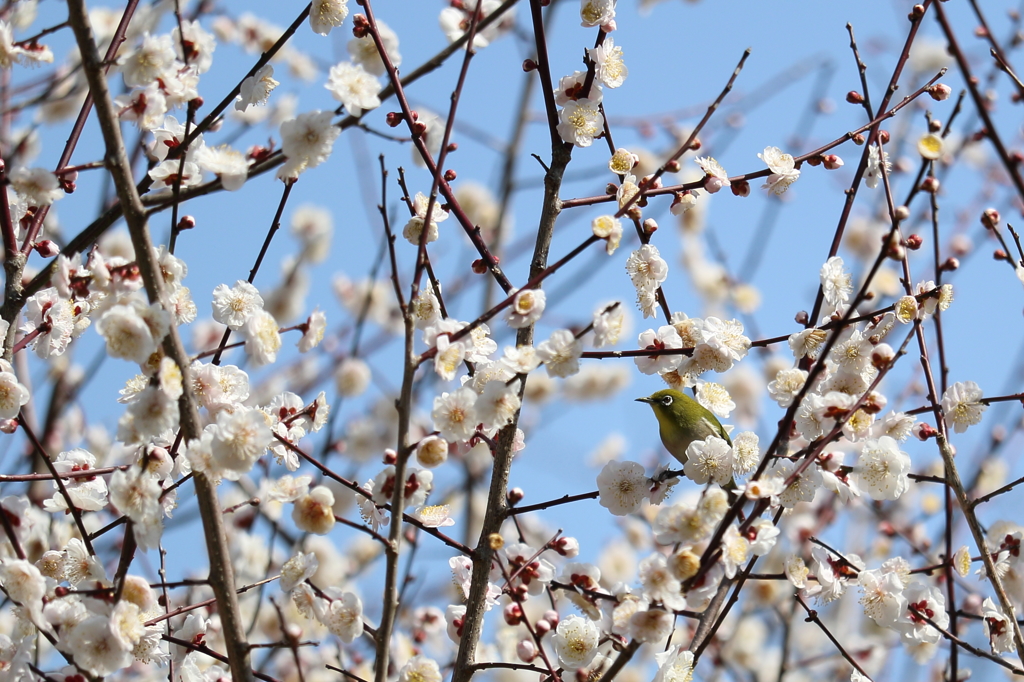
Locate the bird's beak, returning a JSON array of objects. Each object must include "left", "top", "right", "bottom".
[{"left": 635, "top": 396, "right": 654, "bottom": 404}]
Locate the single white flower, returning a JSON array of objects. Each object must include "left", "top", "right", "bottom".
[
  {"left": 864, "top": 144, "right": 890, "bottom": 189},
  {"left": 941, "top": 381, "right": 987, "bottom": 433},
  {"left": 758, "top": 146, "right": 800, "bottom": 195},
  {"left": 506, "top": 288, "right": 546, "bottom": 329},
  {"left": 625, "top": 244, "right": 669, "bottom": 291},
  {"left": 432, "top": 387, "right": 478, "bottom": 442},
  {"left": 243, "top": 309, "right": 282, "bottom": 367},
  {"left": 278, "top": 110, "right": 341, "bottom": 180},
  {"left": 695, "top": 156, "right": 730, "bottom": 193},
  {"left": 537, "top": 329, "right": 582, "bottom": 378},
  {"left": 557, "top": 98, "right": 603, "bottom": 148},
  {"left": 634, "top": 325, "right": 683, "bottom": 375},
  {"left": 552, "top": 615, "right": 600, "bottom": 669},
  {"left": 309, "top": 0, "right": 349, "bottom": 35},
  {"left": 851, "top": 436, "right": 911, "bottom": 501},
  {"left": 325, "top": 61, "right": 381, "bottom": 116},
  {"left": 236, "top": 64, "right": 279, "bottom": 111},
  {"left": 596, "top": 460, "right": 648, "bottom": 516},
  {"left": 589, "top": 36, "right": 627, "bottom": 88}
]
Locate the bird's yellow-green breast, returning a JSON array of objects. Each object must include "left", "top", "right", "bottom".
[{"left": 636, "top": 388, "right": 730, "bottom": 464}]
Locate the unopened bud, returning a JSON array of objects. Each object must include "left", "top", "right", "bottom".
[
  {"left": 974, "top": 26, "right": 989, "bottom": 38},
  {"left": 878, "top": 130, "right": 890, "bottom": 145},
  {"left": 641, "top": 175, "right": 662, "bottom": 190},
  {"left": 895, "top": 206, "right": 911, "bottom": 222},
  {"left": 795, "top": 310, "right": 809, "bottom": 325},
  {"left": 805, "top": 155, "right": 822, "bottom": 167},
  {"left": 886, "top": 232, "right": 905, "bottom": 261},
  {"left": 688, "top": 137, "right": 701, "bottom": 151},
  {"left": 995, "top": 248, "right": 1008, "bottom": 260},
  {"left": 34, "top": 239, "right": 59, "bottom": 257},
  {"left": 913, "top": 422, "right": 938, "bottom": 441},
  {"left": 920, "top": 176, "right": 940, "bottom": 193},
  {"left": 0, "top": 418, "right": 17, "bottom": 434},
  {"left": 871, "top": 343, "right": 895, "bottom": 369},
  {"left": 503, "top": 603, "right": 523, "bottom": 626},
  {"left": 522, "top": 59, "right": 538, "bottom": 72},
  {"left": 852, "top": 133, "right": 865, "bottom": 145},
  {"left": 507, "top": 487, "right": 524, "bottom": 505},
  {"left": 846, "top": 90, "right": 864, "bottom": 104},
  {"left": 411, "top": 121, "right": 428, "bottom": 136},
  {"left": 909, "top": 4, "right": 925, "bottom": 20},
  {"left": 444, "top": 169, "right": 457, "bottom": 182},
  {"left": 605, "top": 183, "right": 618, "bottom": 195},
  {"left": 928, "top": 83, "right": 952, "bottom": 101},
  {"left": 446, "top": 142, "right": 458, "bottom": 153},
  {"left": 544, "top": 610, "right": 559, "bottom": 627},
  {"left": 385, "top": 112, "right": 403, "bottom": 127},
  {"left": 643, "top": 219, "right": 658, "bottom": 236},
  {"left": 177, "top": 215, "right": 196, "bottom": 231},
  {"left": 730, "top": 179, "right": 750, "bottom": 197},
  {"left": 471, "top": 258, "right": 489, "bottom": 274},
  {"left": 352, "top": 14, "right": 369, "bottom": 37},
  {"left": 516, "top": 639, "right": 537, "bottom": 663},
  {"left": 905, "top": 233, "right": 922, "bottom": 249},
  {"left": 981, "top": 207, "right": 1000, "bottom": 229},
  {"left": 188, "top": 96, "right": 204, "bottom": 111},
  {"left": 553, "top": 536, "right": 579, "bottom": 557},
  {"left": 382, "top": 448, "right": 397, "bottom": 465},
  {"left": 664, "top": 159, "right": 681, "bottom": 173},
  {"left": 929, "top": 119, "right": 942, "bottom": 133},
  {"left": 941, "top": 256, "right": 960, "bottom": 272},
  {"left": 534, "top": 620, "right": 551, "bottom": 635},
  {"left": 823, "top": 154, "right": 844, "bottom": 170}
]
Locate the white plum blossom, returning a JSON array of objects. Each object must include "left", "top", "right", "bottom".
[
  {"left": 983, "top": 597, "right": 1015, "bottom": 654},
  {"left": 212, "top": 280, "right": 264, "bottom": 330},
  {"left": 0, "top": 362, "right": 29, "bottom": 419},
  {"left": 626, "top": 244, "right": 669, "bottom": 292},
  {"left": 758, "top": 146, "right": 800, "bottom": 195},
  {"left": 537, "top": 329, "right": 582, "bottom": 378},
  {"left": 325, "top": 61, "right": 381, "bottom": 116},
  {"left": 557, "top": 98, "right": 603, "bottom": 147},
  {"left": 634, "top": 325, "right": 683, "bottom": 375},
  {"left": 506, "top": 289, "right": 546, "bottom": 329},
  {"left": 120, "top": 33, "right": 177, "bottom": 87},
  {"left": 309, "top": 0, "right": 349, "bottom": 35},
  {"left": 683, "top": 435, "right": 733, "bottom": 486},
  {"left": 243, "top": 309, "right": 282, "bottom": 367},
  {"left": 589, "top": 37, "right": 627, "bottom": 88},
  {"left": 851, "top": 436, "right": 911, "bottom": 501},
  {"left": 432, "top": 387, "right": 478, "bottom": 442},
  {"left": 596, "top": 460, "right": 648, "bottom": 516},
  {"left": 9, "top": 167, "right": 63, "bottom": 207},
  {"left": 314, "top": 590, "right": 363, "bottom": 642},
  {"left": 653, "top": 645, "right": 694, "bottom": 682},
  {"left": 820, "top": 256, "right": 852, "bottom": 310},
  {"left": 941, "top": 381, "right": 987, "bottom": 433},
  {"left": 695, "top": 156, "right": 730, "bottom": 193},
  {"left": 278, "top": 110, "right": 341, "bottom": 180},
  {"left": 293, "top": 486, "right": 336, "bottom": 535},
  {"left": 208, "top": 406, "right": 274, "bottom": 476},
  {"left": 235, "top": 64, "right": 278, "bottom": 110},
  {"left": 864, "top": 144, "right": 891, "bottom": 189},
  {"left": 552, "top": 615, "right": 600, "bottom": 669},
  {"left": 580, "top": 0, "right": 615, "bottom": 27},
  {"left": 96, "top": 300, "right": 170, "bottom": 364}
]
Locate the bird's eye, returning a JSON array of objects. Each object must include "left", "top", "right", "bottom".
[{"left": 660, "top": 395, "right": 673, "bottom": 406}]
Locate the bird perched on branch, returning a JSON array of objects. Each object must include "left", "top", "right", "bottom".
[{"left": 636, "top": 388, "right": 731, "bottom": 466}]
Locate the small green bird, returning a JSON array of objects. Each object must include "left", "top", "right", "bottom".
[{"left": 636, "top": 388, "right": 731, "bottom": 466}]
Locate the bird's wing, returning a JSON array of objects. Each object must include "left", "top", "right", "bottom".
[{"left": 701, "top": 415, "right": 731, "bottom": 445}]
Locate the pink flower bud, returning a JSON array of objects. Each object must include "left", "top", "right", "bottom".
[
  {"left": 516, "top": 639, "right": 537, "bottom": 663},
  {"left": 34, "top": 240, "right": 59, "bottom": 258},
  {"left": 503, "top": 603, "right": 523, "bottom": 626},
  {"left": 928, "top": 84, "right": 952, "bottom": 101},
  {"left": 0, "top": 419, "right": 18, "bottom": 434},
  {"left": 507, "top": 487, "right": 525, "bottom": 505},
  {"left": 981, "top": 207, "right": 1000, "bottom": 229}
]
